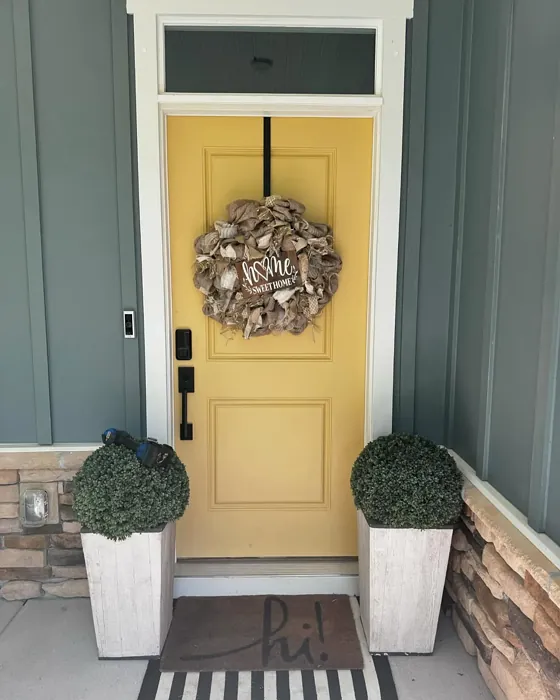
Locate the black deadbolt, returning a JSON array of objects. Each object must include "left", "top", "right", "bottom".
[{"left": 175, "top": 329, "right": 192, "bottom": 361}]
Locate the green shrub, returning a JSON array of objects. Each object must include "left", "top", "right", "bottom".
[
  {"left": 350, "top": 433, "right": 463, "bottom": 529},
  {"left": 73, "top": 444, "right": 189, "bottom": 540}
]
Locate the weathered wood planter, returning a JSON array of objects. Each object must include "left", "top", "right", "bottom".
[
  {"left": 82, "top": 522, "right": 175, "bottom": 658},
  {"left": 357, "top": 510, "right": 452, "bottom": 654}
]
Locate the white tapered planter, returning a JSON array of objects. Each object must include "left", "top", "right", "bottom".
[
  {"left": 357, "top": 510, "right": 452, "bottom": 654},
  {"left": 82, "top": 522, "right": 175, "bottom": 658}
]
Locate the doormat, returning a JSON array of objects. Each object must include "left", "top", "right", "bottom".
[{"left": 160, "top": 595, "right": 363, "bottom": 672}]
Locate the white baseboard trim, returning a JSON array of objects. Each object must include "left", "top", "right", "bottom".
[{"left": 173, "top": 575, "right": 359, "bottom": 597}]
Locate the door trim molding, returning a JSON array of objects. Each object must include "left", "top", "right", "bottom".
[
  {"left": 129, "top": 2, "right": 411, "bottom": 449},
  {"left": 176, "top": 557, "right": 358, "bottom": 577},
  {"left": 174, "top": 576, "right": 359, "bottom": 597}
]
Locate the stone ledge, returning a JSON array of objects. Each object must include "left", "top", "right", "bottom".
[
  {"left": 0, "top": 453, "right": 58, "bottom": 471},
  {"left": 449, "top": 486, "right": 560, "bottom": 700},
  {"left": 464, "top": 484, "right": 560, "bottom": 606},
  {"left": 60, "top": 452, "right": 93, "bottom": 470},
  {"left": 0, "top": 451, "right": 92, "bottom": 471},
  {"left": 20, "top": 469, "right": 79, "bottom": 483}
]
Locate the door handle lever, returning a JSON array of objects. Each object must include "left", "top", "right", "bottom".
[{"left": 178, "top": 367, "right": 194, "bottom": 440}]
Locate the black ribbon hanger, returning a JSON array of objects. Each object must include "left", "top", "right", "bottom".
[{"left": 263, "top": 116, "right": 271, "bottom": 197}]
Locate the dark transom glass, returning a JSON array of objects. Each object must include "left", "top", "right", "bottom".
[{"left": 164, "top": 27, "right": 376, "bottom": 94}]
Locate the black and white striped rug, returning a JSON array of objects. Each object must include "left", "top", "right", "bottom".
[{"left": 137, "top": 599, "right": 398, "bottom": 700}]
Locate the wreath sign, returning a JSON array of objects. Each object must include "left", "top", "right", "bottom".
[
  {"left": 193, "top": 195, "right": 342, "bottom": 339},
  {"left": 236, "top": 249, "right": 300, "bottom": 298}
]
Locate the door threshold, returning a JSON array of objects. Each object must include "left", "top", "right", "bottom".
[{"left": 173, "top": 557, "right": 359, "bottom": 597}]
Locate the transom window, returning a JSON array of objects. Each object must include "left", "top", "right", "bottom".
[{"left": 164, "top": 27, "right": 376, "bottom": 94}]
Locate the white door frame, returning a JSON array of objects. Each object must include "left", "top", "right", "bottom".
[{"left": 127, "top": 0, "right": 413, "bottom": 453}]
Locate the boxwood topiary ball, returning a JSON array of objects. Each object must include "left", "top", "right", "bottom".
[
  {"left": 73, "top": 444, "right": 190, "bottom": 541},
  {"left": 350, "top": 433, "right": 463, "bottom": 529}
]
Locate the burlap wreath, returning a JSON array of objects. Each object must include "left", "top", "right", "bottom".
[{"left": 193, "top": 195, "right": 342, "bottom": 339}]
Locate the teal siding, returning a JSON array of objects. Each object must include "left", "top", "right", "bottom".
[
  {"left": 396, "top": 0, "right": 560, "bottom": 541},
  {"left": 395, "top": 0, "right": 464, "bottom": 442},
  {"left": 0, "top": 0, "right": 141, "bottom": 444},
  {"left": 487, "top": 0, "right": 558, "bottom": 513},
  {"left": 413, "top": 0, "right": 463, "bottom": 440},
  {"left": 0, "top": 0, "right": 37, "bottom": 443}
]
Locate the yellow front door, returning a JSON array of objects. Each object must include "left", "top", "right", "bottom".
[{"left": 168, "top": 117, "right": 373, "bottom": 558}]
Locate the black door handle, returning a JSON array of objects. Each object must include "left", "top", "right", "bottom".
[{"left": 178, "top": 367, "right": 194, "bottom": 440}]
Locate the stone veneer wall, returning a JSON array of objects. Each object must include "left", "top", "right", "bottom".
[
  {"left": 447, "top": 484, "right": 560, "bottom": 700},
  {"left": 0, "top": 450, "right": 92, "bottom": 600}
]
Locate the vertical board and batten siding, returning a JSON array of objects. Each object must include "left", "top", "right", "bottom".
[
  {"left": 535, "top": 5, "right": 560, "bottom": 540},
  {"left": 0, "top": 0, "right": 43, "bottom": 443},
  {"left": 451, "top": 0, "right": 508, "bottom": 471},
  {"left": 0, "top": 0, "right": 141, "bottom": 444},
  {"left": 394, "top": 0, "right": 464, "bottom": 442},
  {"left": 412, "top": 0, "right": 463, "bottom": 441},
  {"left": 487, "top": 0, "right": 558, "bottom": 514},
  {"left": 395, "top": 0, "right": 560, "bottom": 542}
]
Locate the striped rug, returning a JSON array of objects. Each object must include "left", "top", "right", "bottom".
[{"left": 137, "top": 599, "right": 398, "bottom": 700}]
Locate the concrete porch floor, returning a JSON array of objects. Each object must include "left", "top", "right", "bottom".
[
  {"left": 389, "top": 614, "right": 493, "bottom": 700},
  {"left": 0, "top": 599, "right": 493, "bottom": 700}
]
